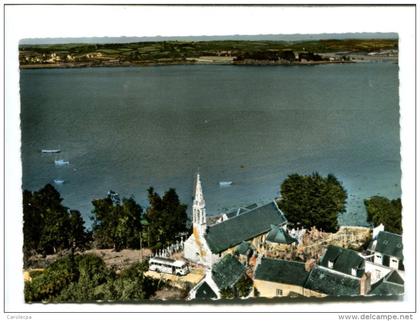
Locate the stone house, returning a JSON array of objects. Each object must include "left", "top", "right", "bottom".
[{"left": 254, "top": 257, "right": 309, "bottom": 298}]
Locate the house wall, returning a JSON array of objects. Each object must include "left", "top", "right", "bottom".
[
  {"left": 364, "top": 260, "right": 392, "bottom": 284},
  {"left": 302, "top": 288, "right": 327, "bottom": 298},
  {"left": 253, "top": 279, "right": 306, "bottom": 298}
]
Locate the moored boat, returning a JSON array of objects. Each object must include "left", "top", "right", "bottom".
[
  {"left": 41, "top": 149, "right": 61, "bottom": 153},
  {"left": 54, "top": 159, "right": 70, "bottom": 166}
]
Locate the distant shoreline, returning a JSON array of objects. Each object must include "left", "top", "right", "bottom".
[{"left": 19, "top": 60, "right": 361, "bottom": 70}]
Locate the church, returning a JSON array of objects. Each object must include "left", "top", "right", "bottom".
[{"left": 183, "top": 174, "right": 289, "bottom": 267}]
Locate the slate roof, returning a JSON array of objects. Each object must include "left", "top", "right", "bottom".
[
  {"left": 304, "top": 266, "right": 360, "bottom": 296},
  {"left": 204, "top": 201, "right": 288, "bottom": 253},
  {"left": 212, "top": 254, "right": 246, "bottom": 290},
  {"left": 195, "top": 281, "right": 217, "bottom": 299},
  {"left": 225, "top": 203, "right": 258, "bottom": 218},
  {"left": 369, "top": 270, "right": 404, "bottom": 296},
  {"left": 266, "top": 225, "right": 297, "bottom": 244},
  {"left": 255, "top": 258, "right": 309, "bottom": 287},
  {"left": 320, "top": 245, "right": 365, "bottom": 277},
  {"left": 374, "top": 231, "right": 403, "bottom": 260},
  {"left": 386, "top": 270, "right": 404, "bottom": 285},
  {"left": 235, "top": 241, "right": 251, "bottom": 255}
]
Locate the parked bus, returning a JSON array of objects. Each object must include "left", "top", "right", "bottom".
[{"left": 148, "top": 257, "right": 189, "bottom": 276}]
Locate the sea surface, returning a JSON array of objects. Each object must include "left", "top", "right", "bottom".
[{"left": 20, "top": 63, "right": 401, "bottom": 228}]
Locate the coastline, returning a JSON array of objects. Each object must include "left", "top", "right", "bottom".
[{"left": 20, "top": 59, "right": 359, "bottom": 70}]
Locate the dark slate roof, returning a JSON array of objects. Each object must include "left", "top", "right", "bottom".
[
  {"left": 207, "top": 214, "right": 224, "bottom": 226},
  {"left": 266, "top": 225, "right": 297, "bottom": 244},
  {"left": 386, "top": 270, "right": 404, "bottom": 285},
  {"left": 235, "top": 241, "right": 251, "bottom": 255},
  {"left": 369, "top": 271, "right": 404, "bottom": 296},
  {"left": 205, "top": 201, "right": 288, "bottom": 253},
  {"left": 374, "top": 231, "right": 403, "bottom": 260},
  {"left": 195, "top": 281, "right": 217, "bottom": 299},
  {"left": 226, "top": 203, "right": 259, "bottom": 219},
  {"left": 245, "top": 203, "right": 258, "bottom": 210},
  {"left": 255, "top": 258, "right": 309, "bottom": 287},
  {"left": 212, "top": 254, "right": 246, "bottom": 290},
  {"left": 320, "top": 245, "right": 365, "bottom": 277},
  {"left": 304, "top": 266, "right": 360, "bottom": 296}
]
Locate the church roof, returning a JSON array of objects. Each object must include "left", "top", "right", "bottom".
[
  {"left": 320, "top": 245, "right": 365, "bottom": 277},
  {"left": 204, "top": 201, "right": 288, "bottom": 253},
  {"left": 255, "top": 258, "right": 309, "bottom": 287},
  {"left": 373, "top": 231, "right": 403, "bottom": 260},
  {"left": 211, "top": 254, "right": 246, "bottom": 290},
  {"left": 304, "top": 266, "right": 360, "bottom": 296},
  {"left": 266, "top": 225, "right": 297, "bottom": 244}
]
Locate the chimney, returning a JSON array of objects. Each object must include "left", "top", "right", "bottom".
[
  {"left": 305, "top": 259, "right": 316, "bottom": 272},
  {"left": 360, "top": 272, "right": 371, "bottom": 296}
]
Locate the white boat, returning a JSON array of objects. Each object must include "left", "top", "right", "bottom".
[
  {"left": 54, "top": 179, "right": 64, "bottom": 185},
  {"left": 54, "top": 159, "right": 70, "bottom": 166},
  {"left": 219, "top": 181, "right": 233, "bottom": 186},
  {"left": 41, "top": 149, "right": 61, "bottom": 153}
]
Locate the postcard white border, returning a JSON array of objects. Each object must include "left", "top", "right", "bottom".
[{"left": 3, "top": 3, "right": 417, "bottom": 321}]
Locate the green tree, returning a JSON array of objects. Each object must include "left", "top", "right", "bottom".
[
  {"left": 278, "top": 173, "right": 347, "bottom": 232},
  {"left": 23, "top": 184, "right": 89, "bottom": 256},
  {"left": 364, "top": 196, "right": 402, "bottom": 234},
  {"left": 234, "top": 274, "right": 253, "bottom": 298},
  {"left": 68, "top": 210, "right": 90, "bottom": 251},
  {"left": 91, "top": 195, "right": 143, "bottom": 251},
  {"left": 144, "top": 187, "right": 188, "bottom": 249},
  {"left": 24, "top": 255, "right": 79, "bottom": 302}
]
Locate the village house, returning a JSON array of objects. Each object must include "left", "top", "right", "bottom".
[
  {"left": 254, "top": 257, "right": 309, "bottom": 298},
  {"left": 364, "top": 226, "right": 404, "bottom": 284},
  {"left": 183, "top": 174, "right": 288, "bottom": 267},
  {"left": 368, "top": 270, "right": 404, "bottom": 296},
  {"left": 319, "top": 245, "right": 365, "bottom": 277},
  {"left": 188, "top": 254, "right": 246, "bottom": 300},
  {"left": 303, "top": 265, "right": 368, "bottom": 297}
]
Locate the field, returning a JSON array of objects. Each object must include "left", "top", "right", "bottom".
[{"left": 19, "top": 39, "right": 398, "bottom": 67}]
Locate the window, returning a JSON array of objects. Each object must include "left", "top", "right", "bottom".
[
  {"left": 390, "top": 258, "right": 399, "bottom": 270},
  {"left": 276, "top": 289, "right": 283, "bottom": 296}
]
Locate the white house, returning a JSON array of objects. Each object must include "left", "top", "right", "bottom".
[{"left": 364, "top": 228, "right": 404, "bottom": 284}]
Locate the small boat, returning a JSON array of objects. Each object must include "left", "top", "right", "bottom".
[
  {"left": 41, "top": 149, "right": 61, "bottom": 153},
  {"left": 219, "top": 181, "right": 233, "bottom": 186},
  {"left": 54, "top": 179, "right": 65, "bottom": 185},
  {"left": 54, "top": 159, "right": 70, "bottom": 166},
  {"left": 107, "top": 190, "right": 121, "bottom": 203}
]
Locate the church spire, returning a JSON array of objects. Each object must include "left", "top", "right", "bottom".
[{"left": 193, "top": 173, "right": 207, "bottom": 234}]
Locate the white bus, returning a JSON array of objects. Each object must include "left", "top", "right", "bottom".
[{"left": 149, "top": 257, "right": 189, "bottom": 276}]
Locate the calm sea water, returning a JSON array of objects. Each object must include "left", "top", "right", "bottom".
[{"left": 20, "top": 63, "right": 401, "bottom": 228}]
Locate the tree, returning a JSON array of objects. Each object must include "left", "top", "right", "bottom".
[
  {"left": 364, "top": 196, "right": 402, "bottom": 234},
  {"left": 144, "top": 187, "right": 188, "bottom": 249},
  {"left": 23, "top": 184, "right": 89, "bottom": 256},
  {"left": 278, "top": 173, "right": 347, "bottom": 232},
  {"left": 91, "top": 195, "right": 143, "bottom": 251},
  {"left": 68, "top": 210, "right": 90, "bottom": 251}
]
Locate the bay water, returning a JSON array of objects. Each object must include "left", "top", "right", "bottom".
[{"left": 20, "top": 63, "right": 401, "bottom": 228}]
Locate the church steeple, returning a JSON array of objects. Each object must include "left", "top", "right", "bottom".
[{"left": 193, "top": 173, "right": 207, "bottom": 234}]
